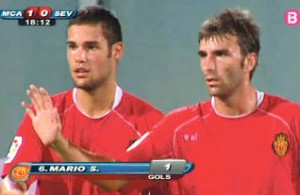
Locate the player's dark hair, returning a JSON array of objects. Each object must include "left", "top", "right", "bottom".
[
  {"left": 199, "top": 9, "right": 260, "bottom": 79},
  {"left": 68, "top": 5, "right": 122, "bottom": 48}
]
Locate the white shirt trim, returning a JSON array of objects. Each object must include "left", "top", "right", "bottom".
[
  {"left": 126, "top": 132, "right": 150, "bottom": 152},
  {"left": 72, "top": 85, "right": 123, "bottom": 119},
  {"left": 211, "top": 90, "right": 264, "bottom": 118}
]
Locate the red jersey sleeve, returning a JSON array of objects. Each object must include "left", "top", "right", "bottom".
[
  {"left": 118, "top": 106, "right": 197, "bottom": 194},
  {"left": 294, "top": 106, "right": 300, "bottom": 194},
  {"left": 1, "top": 113, "right": 45, "bottom": 186},
  {"left": 123, "top": 105, "right": 198, "bottom": 162},
  {"left": 117, "top": 121, "right": 174, "bottom": 194},
  {"left": 123, "top": 116, "right": 176, "bottom": 162}
]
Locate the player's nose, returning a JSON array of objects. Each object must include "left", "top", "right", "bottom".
[
  {"left": 74, "top": 47, "right": 87, "bottom": 63},
  {"left": 201, "top": 56, "right": 216, "bottom": 71}
]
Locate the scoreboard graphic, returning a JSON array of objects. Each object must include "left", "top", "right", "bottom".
[
  {"left": 0, "top": 7, "right": 77, "bottom": 26},
  {"left": 10, "top": 159, "right": 194, "bottom": 181}
]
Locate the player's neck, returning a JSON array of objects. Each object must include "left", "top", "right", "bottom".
[
  {"left": 214, "top": 85, "right": 257, "bottom": 116},
  {"left": 75, "top": 82, "right": 116, "bottom": 118}
]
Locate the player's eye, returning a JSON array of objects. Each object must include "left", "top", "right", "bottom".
[
  {"left": 67, "top": 44, "right": 77, "bottom": 50},
  {"left": 215, "top": 50, "right": 228, "bottom": 57},
  {"left": 198, "top": 51, "right": 207, "bottom": 58},
  {"left": 86, "top": 44, "right": 99, "bottom": 50}
]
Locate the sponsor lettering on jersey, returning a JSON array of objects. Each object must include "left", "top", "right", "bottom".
[{"left": 184, "top": 133, "right": 199, "bottom": 142}]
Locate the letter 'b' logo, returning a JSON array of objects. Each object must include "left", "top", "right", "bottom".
[{"left": 284, "top": 9, "right": 299, "bottom": 27}]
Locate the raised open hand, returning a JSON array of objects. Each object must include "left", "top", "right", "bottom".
[{"left": 22, "top": 84, "right": 62, "bottom": 146}]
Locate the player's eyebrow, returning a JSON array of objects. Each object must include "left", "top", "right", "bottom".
[
  {"left": 84, "top": 41, "right": 99, "bottom": 46},
  {"left": 198, "top": 49, "right": 231, "bottom": 57},
  {"left": 66, "top": 41, "right": 99, "bottom": 44},
  {"left": 212, "top": 49, "right": 230, "bottom": 56},
  {"left": 67, "top": 41, "right": 76, "bottom": 45},
  {"left": 66, "top": 41, "right": 102, "bottom": 49}
]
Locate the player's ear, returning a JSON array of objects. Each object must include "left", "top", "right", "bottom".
[
  {"left": 111, "top": 42, "right": 124, "bottom": 60},
  {"left": 244, "top": 52, "right": 257, "bottom": 73}
]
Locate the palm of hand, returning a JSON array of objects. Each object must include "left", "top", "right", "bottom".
[{"left": 22, "top": 85, "right": 62, "bottom": 146}]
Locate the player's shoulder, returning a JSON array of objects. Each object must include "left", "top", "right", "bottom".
[
  {"left": 50, "top": 89, "right": 74, "bottom": 111},
  {"left": 261, "top": 93, "right": 300, "bottom": 112},
  {"left": 167, "top": 100, "right": 210, "bottom": 116},
  {"left": 163, "top": 100, "right": 210, "bottom": 123},
  {"left": 260, "top": 93, "right": 300, "bottom": 121},
  {"left": 120, "top": 90, "right": 162, "bottom": 113},
  {"left": 51, "top": 89, "right": 72, "bottom": 102}
]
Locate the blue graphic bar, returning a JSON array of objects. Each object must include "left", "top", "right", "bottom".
[
  {"left": 19, "top": 161, "right": 194, "bottom": 175},
  {"left": 10, "top": 160, "right": 194, "bottom": 182}
]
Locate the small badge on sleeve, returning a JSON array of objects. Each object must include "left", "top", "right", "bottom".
[
  {"left": 5, "top": 136, "right": 22, "bottom": 164},
  {"left": 272, "top": 133, "right": 289, "bottom": 157}
]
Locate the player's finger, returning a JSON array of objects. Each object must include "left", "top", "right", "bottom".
[
  {"left": 21, "top": 101, "right": 35, "bottom": 119},
  {"left": 40, "top": 87, "right": 53, "bottom": 109},
  {"left": 27, "top": 86, "right": 39, "bottom": 110},
  {"left": 26, "top": 89, "right": 39, "bottom": 111},
  {"left": 29, "top": 84, "right": 44, "bottom": 110},
  {"left": 54, "top": 107, "right": 61, "bottom": 124},
  {"left": 53, "top": 107, "right": 62, "bottom": 132}
]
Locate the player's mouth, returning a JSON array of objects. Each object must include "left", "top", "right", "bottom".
[
  {"left": 206, "top": 77, "right": 219, "bottom": 87},
  {"left": 74, "top": 68, "right": 89, "bottom": 77}
]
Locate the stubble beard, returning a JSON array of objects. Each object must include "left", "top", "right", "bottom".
[
  {"left": 73, "top": 77, "right": 107, "bottom": 92},
  {"left": 207, "top": 60, "right": 245, "bottom": 99}
]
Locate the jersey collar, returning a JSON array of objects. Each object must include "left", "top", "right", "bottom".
[
  {"left": 72, "top": 85, "right": 123, "bottom": 119},
  {"left": 211, "top": 90, "right": 264, "bottom": 118}
]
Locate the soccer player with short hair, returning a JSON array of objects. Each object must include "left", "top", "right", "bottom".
[
  {"left": 124, "top": 8, "right": 300, "bottom": 194},
  {"left": 0, "top": 5, "right": 164, "bottom": 195},
  {"left": 4, "top": 8, "right": 300, "bottom": 195}
]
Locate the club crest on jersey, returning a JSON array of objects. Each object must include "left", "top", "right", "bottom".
[
  {"left": 272, "top": 133, "right": 289, "bottom": 157},
  {"left": 5, "top": 136, "right": 22, "bottom": 164}
]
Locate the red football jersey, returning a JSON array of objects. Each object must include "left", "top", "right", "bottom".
[
  {"left": 125, "top": 92, "right": 300, "bottom": 195},
  {"left": 2, "top": 86, "right": 164, "bottom": 195}
]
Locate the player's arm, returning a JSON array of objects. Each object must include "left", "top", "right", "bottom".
[
  {"left": 1, "top": 87, "right": 48, "bottom": 193},
  {"left": 23, "top": 85, "right": 116, "bottom": 162},
  {"left": 0, "top": 176, "right": 27, "bottom": 195},
  {"left": 23, "top": 85, "right": 126, "bottom": 190},
  {"left": 51, "top": 133, "right": 127, "bottom": 191},
  {"left": 24, "top": 85, "right": 174, "bottom": 191}
]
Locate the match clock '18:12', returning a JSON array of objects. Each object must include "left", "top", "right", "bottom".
[{"left": 18, "top": 19, "right": 56, "bottom": 26}]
